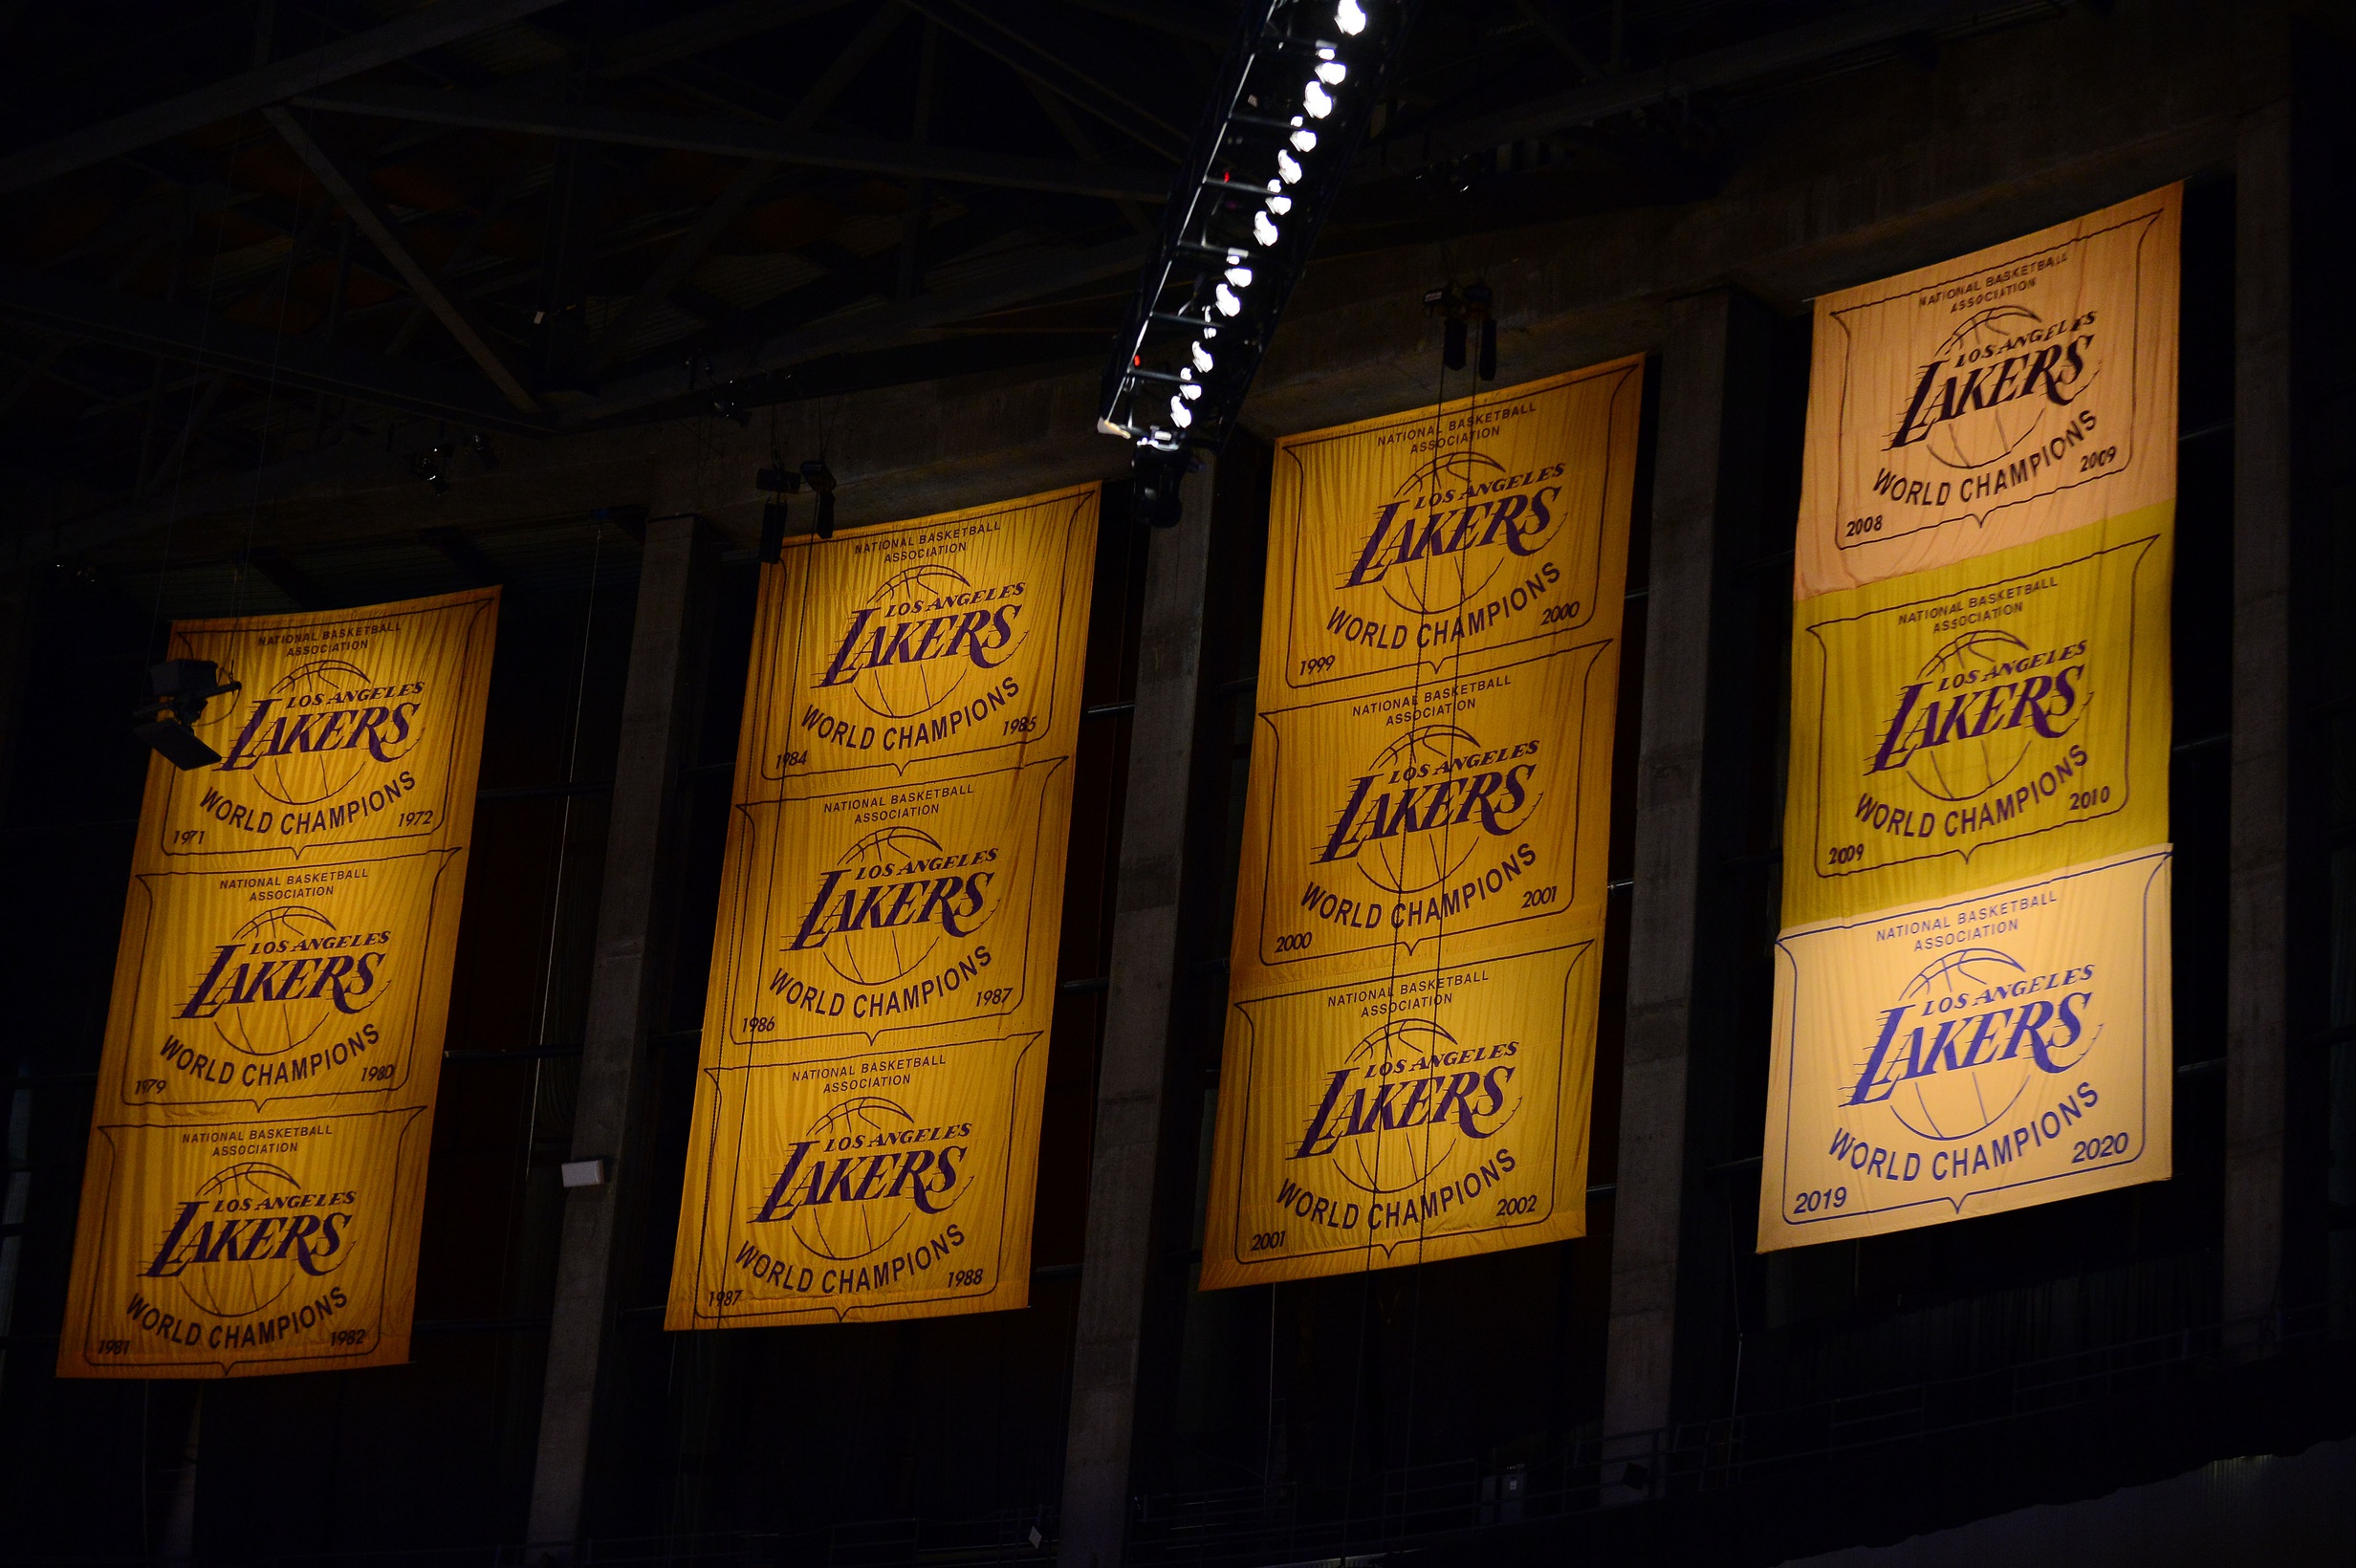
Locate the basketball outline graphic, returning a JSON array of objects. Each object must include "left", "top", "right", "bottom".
[
  {"left": 202, "top": 904, "right": 388, "bottom": 1058},
  {"left": 1911, "top": 306, "right": 2100, "bottom": 474},
  {"left": 1864, "top": 947, "right": 2096, "bottom": 1142},
  {"left": 1334, "top": 724, "right": 1538, "bottom": 896},
  {"left": 1884, "top": 629, "right": 2086, "bottom": 804},
  {"left": 239, "top": 659, "right": 420, "bottom": 808},
  {"left": 780, "top": 1095, "right": 959, "bottom": 1261},
  {"left": 173, "top": 1161, "right": 349, "bottom": 1318},
  {"left": 1322, "top": 1017, "right": 1515, "bottom": 1198},
  {"left": 1356, "top": 447, "right": 1546, "bottom": 619},
  {"left": 831, "top": 564, "right": 1025, "bottom": 723},
  {"left": 792, "top": 825, "right": 1000, "bottom": 988}
]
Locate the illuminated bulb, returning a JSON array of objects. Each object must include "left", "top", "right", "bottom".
[
  {"left": 1214, "top": 283, "right": 1242, "bottom": 316},
  {"left": 1303, "top": 80, "right": 1334, "bottom": 119},
  {"left": 1266, "top": 190, "right": 1293, "bottom": 215},
  {"left": 1226, "top": 265, "right": 1254, "bottom": 287},
  {"left": 1181, "top": 381, "right": 1203, "bottom": 400},
  {"left": 1337, "top": 0, "right": 1366, "bottom": 35},
  {"left": 1253, "top": 209, "right": 1279, "bottom": 248},
  {"left": 1190, "top": 340, "right": 1212, "bottom": 372},
  {"left": 1290, "top": 127, "right": 1318, "bottom": 153},
  {"left": 1277, "top": 149, "right": 1302, "bottom": 183},
  {"left": 1169, "top": 398, "right": 1193, "bottom": 427},
  {"left": 1318, "top": 59, "right": 1347, "bottom": 85}
]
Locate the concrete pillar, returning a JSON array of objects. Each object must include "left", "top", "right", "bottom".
[
  {"left": 1602, "top": 288, "right": 1758, "bottom": 1480},
  {"left": 1058, "top": 462, "right": 1217, "bottom": 1568},
  {"left": 527, "top": 513, "right": 718, "bottom": 1556},
  {"left": 2223, "top": 101, "right": 2294, "bottom": 1339}
]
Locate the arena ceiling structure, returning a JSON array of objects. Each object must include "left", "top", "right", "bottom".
[{"left": 0, "top": 0, "right": 2072, "bottom": 559}]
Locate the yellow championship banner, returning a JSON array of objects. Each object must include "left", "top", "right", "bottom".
[
  {"left": 667, "top": 485, "right": 1097, "bottom": 1326},
  {"left": 1757, "top": 847, "right": 2171, "bottom": 1249},
  {"left": 1762, "top": 189, "right": 2178, "bottom": 1249},
  {"left": 1780, "top": 503, "right": 2171, "bottom": 929},
  {"left": 1795, "top": 185, "right": 2179, "bottom": 598},
  {"left": 1202, "top": 359, "right": 1642, "bottom": 1288},
  {"left": 57, "top": 589, "right": 499, "bottom": 1377}
]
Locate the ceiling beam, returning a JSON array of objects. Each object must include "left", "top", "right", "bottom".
[
  {"left": 265, "top": 108, "right": 539, "bottom": 414},
  {"left": 1353, "top": 0, "right": 1977, "bottom": 184},
  {"left": 588, "top": 0, "right": 909, "bottom": 370},
  {"left": 0, "top": 258, "right": 538, "bottom": 431},
  {"left": 591, "top": 0, "right": 864, "bottom": 79},
  {"left": 0, "top": 0, "right": 576, "bottom": 195},
  {"left": 569, "top": 235, "right": 1149, "bottom": 423},
  {"left": 289, "top": 82, "right": 1171, "bottom": 202},
  {"left": 904, "top": 0, "right": 1188, "bottom": 162}
]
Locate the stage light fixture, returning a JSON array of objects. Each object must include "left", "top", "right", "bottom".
[
  {"left": 1134, "top": 444, "right": 1190, "bottom": 528},
  {"left": 132, "top": 659, "right": 241, "bottom": 770},
  {"left": 410, "top": 448, "right": 449, "bottom": 494},
  {"left": 468, "top": 430, "right": 499, "bottom": 469},
  {"left": 709, "top": 389, "right": 752, "bottom": 427},
  {"left": 800, "top": 459, "right": 839, "bottom": 539},
  {"left": 1099, "top": 0, "right": 1411, "bottom": 467}
]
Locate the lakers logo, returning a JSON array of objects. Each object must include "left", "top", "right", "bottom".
[
  {"left": 814, "top": 564, "right": 1025, "bottom": 719},
  {"left": 1315, "top": 724, "right": 1539, "bottom": 892},
  {"left": 1865, "top": 629, "right": 2088, "bottom": 803},
  {"left": 1341, "top": 447, "right": 1564, "bottom": 617},
  {"left": 1844, "top": 947, "right": 2096, "bottom": 1139},
  {"left": 749, "top": 1096, "right": 970, "bottom": 1259},
  {"left": 177, "top": 904, "right": 391, "bottom": 1057}
]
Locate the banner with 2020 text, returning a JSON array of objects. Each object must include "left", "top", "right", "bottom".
[
  {"left": 1759, "top": 185, "right": 2180, "bottom": 1249},
  {"left": 58, "top": 588, "right": 499, "bottom": 1376}
]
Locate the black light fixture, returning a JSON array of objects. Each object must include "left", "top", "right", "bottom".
[
  {"left": 800, "top": 459, "right": 838, "bottom": 540},
  {"left": 756, "top": 466, "right": 804, "bottom": 562},
  {"left": 1134, "top": 443, "right": 1192, "bottom": 529},
  {"left": 132, "top": 659, "right": 241, "bottom": 770},
  {"left": 1098, "top": 0, "right": 1416, "bottom": 496},
  {"left": 410, "top": 446, "right": 449, "bottom": 494},
  {"left": 709, "top": 387, "right": 752, "bottom": 427},
  {"left": 468, "top": 429, "right": 499, "bottom": 469},
  {"left": 1464, "top": 279, "right": 1496, "bottom": 381}
]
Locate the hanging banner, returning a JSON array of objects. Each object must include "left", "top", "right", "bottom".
[
  {"left": 1779, "top": 503, "right": 2172, "bottom": 930},
  {"left": 1795, "top": 185, "right": 2180, "bottom": 598},
  {"left": 57, "top": 589, "right": 499, "bottom": 1377},
  {"left": 1762, "top": 188, "right": 2179, "bottom": 1250},
  {"left": 668, "top": 484, "right": 1098, "bottom": 1327},
  {"left": 1201, "top": 359, "right": 1643, "bottom": 1289},
  {"left": 1757, "top": 847, "right": 2171, "bottom": 1248}
]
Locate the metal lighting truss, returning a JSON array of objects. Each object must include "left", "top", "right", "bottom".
[{"left": 1097, "top": 0, "right": 1415, "bottom": 486}]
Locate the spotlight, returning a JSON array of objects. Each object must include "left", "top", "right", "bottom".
[
  {"left": 1180, "top": 381, "right": 1203, "bottom": 400},
  {"left": 468, "top": 430, "right": 499, "bottom": 469},
  {"left": 1303, "top": 80, "right": 1335, "bottom": 119},
  {"left": 1169, "top": 397, "right": 1193, "bottom": 428},
  {"left": 1466, "top": 280, "right": 1496, "bottom": 381},
  {"left": 1226, "top": 265, "right": 1254, "bottom": 288},
  {"left": 755, "top": 466, "right": 804, "bottom": 494},
  {"left": 1290, "top": 126, "right": 1318, "bottom": 153},
  {"left": 1133, "top": 445, "right": 1190, "bottom": 528},
  {"left": 1277, "top": 149, "right": 1302, "bottom": 184},
  {"left": 1253, "top": 210, "right": 1280, "bottom": 247},
  {"left": 709, "top": 389, "right": 752, "bottom": 426},
  {"left": 1337, "top": 0, "right": 1366, "bottom": 35},
  {"left": 410, "top": 448, "right": 448, "bottom": 494},
  {"left": 132, "top": 659, "right": 241, "bottom": 770},
  {"left": 1189, "top": 340, "right": 1213, "bottom": 372},
  {"left": 800, "top": 459, "right": 839, "bottom": 539},
  {"left": 1215, "top": 283, "right": 1243, "bottom": 316},
  {"left": 1318, "top": 55, "right": 1348, "bottom": 85}
]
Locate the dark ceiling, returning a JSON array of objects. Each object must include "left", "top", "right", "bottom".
[{"left": 0, "top": 0, "right": 2068, "bottom": 539}]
